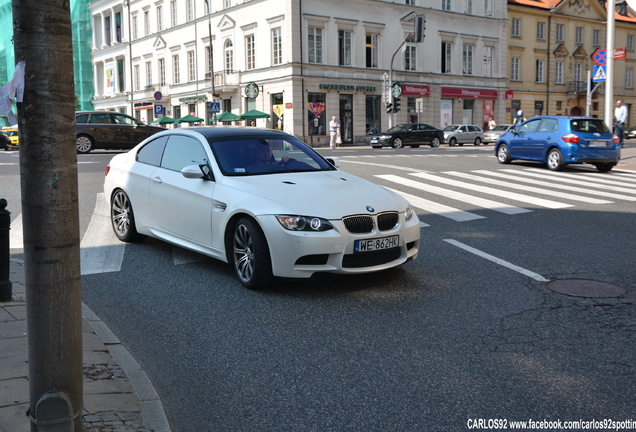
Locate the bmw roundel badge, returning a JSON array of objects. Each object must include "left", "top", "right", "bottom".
[{"left": 366, "top": 206, "right": 375, "bottom": 212}]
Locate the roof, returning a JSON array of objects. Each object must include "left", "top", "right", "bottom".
[
  {"left": 508, "top": 0, "right": 636, "bottom": 22},
  {"left": 161, "top": 126, "right": 295, "bottom": 140}
]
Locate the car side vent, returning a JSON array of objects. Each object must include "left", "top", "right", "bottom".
[{"left": 282, "top": 181, "right": 296, "bottom": 184}]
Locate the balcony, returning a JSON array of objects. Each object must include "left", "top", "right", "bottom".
[{"left": 566, "top": 81, "right": 601, "bottom": 96}]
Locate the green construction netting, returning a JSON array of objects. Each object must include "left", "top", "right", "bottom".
[{"left": 0, "top": 0, "right": 93, "bottom": 126}]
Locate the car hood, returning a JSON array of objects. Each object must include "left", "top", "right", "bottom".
[{"left": 222, "top": 171, "right": 408, "bottom": 218}]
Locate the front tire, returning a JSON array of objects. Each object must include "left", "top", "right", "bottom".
[
  {"left": 430, "top": 137, "right": 441, "bottom": 148},
  {"left": 110, "top": 190, "right": 142, "bottom": 242},
  {"left": 449, "top": 137, "right": 457, "bottom": 147},
  {"left": 232, "top": 217, "right": 273, "bottom": 289},
  {"left": 547, "top": 148, "right": 564, "bottom": 171},
  {"left": 392, "top": 138, "right": 404, "bottom": 148},
  {"left": 76, "top": 135, "right": 94, "bottom": 154}
]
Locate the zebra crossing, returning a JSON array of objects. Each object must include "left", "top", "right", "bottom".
[{"left": 8, "top": 166, "right": 636, "bottom": 275}]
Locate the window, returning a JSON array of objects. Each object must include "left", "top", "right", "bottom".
[
  {"left": 628, "top": 34, "right": 635, "bottom": 51},
  {"left": 511, "top": 57, "right": 520, "bottom": 81},
  {"left": 188, "top": 51, "right": 196, "bottom": 81},
  {"left": 442, "top": 0, "right": 452, "bottom": 11},
  {"left": 593, "top": 29, "right": 601, "bottom": 46},
  {"left": 339, "top": 30, "right": 352, "bottom": 66},
  {"left": 537, "top": 22, "right": 545, "bottom": 40},
  {"left": 117, "top": 59, "right": 125, "bottom": 92},
  {"left": 626, "top": 68, "right": 633, "bottom": 88},
  {"left": 187, "top": 0, "right": 194, "bottom": 22},
  {"left": 555, "top": 61, "right": 563, "bottom": 84},
  {"left": 115, "top": 12, "right": 122, "bottom": 42},
  {"left": 556, "top": 23, "right": 564, "bottom": 42},
  {"left": 308, "top": 27, "right": 323, "bottom": 64},
  {"left": 246, "top": 34, "right": 255, "bottom": 70},
  {"left": 575, "top": 26, "right": 584, "bottom": 44},
  {"left": 405, "top": 0, "right": 415, "bottom": 4},
  {"left": 206, "top": 45, "right": 213, "bottom": 75},
  {"left": 170, "top": 1, "right": 177, "bottom": 27},
  {"left": 483, "top": 46, "right": 493, "bottom": 77},
  {"left": 366, "top": 95, "right": 381, "bottom": 134},
  {"left": 405, "top": 45, "right": 416, "bottom": 71},
  {"left": 465, "top": 0, "right": 473, "bottom": 14},
  {"left": 484, "top": 0, "right": 492, "bottom": 17},
  {"left": 145, "top": 61, "right": 152, "bottom": 87},
  {"left": 172, "top": 55, "right": 180, "bottom": 84},
  {"left": 536, "top": 59, "right": 544, "bottom": 82},
  {"left": 132, "top": 16, "right": 138, "bottom": 40},
  {"left": 511, "top": 18, "right": 520, "bottom": 37},
  {"left": 157, "top": 6, "right": 163, "bottom": 31},
  {"left": 307, "top": 93, "right": 326, "bottom": 136},
  {"left": 161, "top": 136, "right": 208, "bottom": 172},
  {"left": 224, "top": 39, "right": 234, "bottom": 72},
  {"left": 144, "top": 10, "right": 150, "bottom": 36},
  {"left": 134, "top": 64, "right": 140, "bottom": 91},
  {"left": 224, "top": 0, "right": 232, "bottom": 7},
  {"left": 462, "top": 43, "right": 473, "bottom": 75},
  {"left": 366, "top": 33, "right": 378, "bottom": 68},
  {"left": 441, "top": 41, "right": 452, "bottom": 74},
  {"left": 272, "top": 27, "right": 282, "bottom": 65},
  {"left": 574, "top": 63, "right": 582, "bottom": 83},
  {"left": 138, "top": 136, "right": 168, "bottom": 166},
  {"left": 159, "top": 58, "right": 166, "bottom": 86},
  {"left": 105, "top": 16, "right": 111, "bottom": 45}
]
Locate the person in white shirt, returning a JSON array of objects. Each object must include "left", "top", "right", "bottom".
[
  {"left": 614, "top": 100, "right": 628, "bottom": 147},
  {"left": 329, "top": 116, "right": 340, "bottom": 149}
]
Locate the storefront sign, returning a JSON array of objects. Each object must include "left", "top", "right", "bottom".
[
  {"left": 441, "top": 87, "right": 498, "bottom": 99},
  {"left": 401, "top": 85, "right": 430, "bottom": 96},
  {"left": 179, "top": 95, "right": 207, "bottom": 102},
  {"left": 134, "top": 102, "right": 153, "bottom": 111},
  {"left": 505, "top": 91, "right": 514, "bottom": 100},
  {"left": 319, "top": 84, "right": 376, "bottom": 92}
]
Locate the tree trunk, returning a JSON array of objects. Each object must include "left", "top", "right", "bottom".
[{"left": 12, "top": 0, "right": 83, "bottom": 430}]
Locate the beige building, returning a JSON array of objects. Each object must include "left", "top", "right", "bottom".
[{"left": 507, "top": 0, "right": 636, "bottom": 126}]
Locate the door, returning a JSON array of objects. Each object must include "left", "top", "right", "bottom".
[
  {"left": 339, "top": 94, "right": 353, "bottom": 144},
  {"left": 149, "top": 135, "right": 215, "bottom": 246}
]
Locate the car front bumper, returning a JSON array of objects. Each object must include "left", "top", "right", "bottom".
[{"left": 257, "top": 214, "right": 421, "bottom": 279}]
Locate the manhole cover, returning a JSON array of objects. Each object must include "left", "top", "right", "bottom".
[{"left": 547, "top": 279, "right": 626, "bottom": 298}]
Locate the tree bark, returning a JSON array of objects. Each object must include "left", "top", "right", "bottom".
[{"left": 12, "top": 0, "right": 83, "bottom": 430}]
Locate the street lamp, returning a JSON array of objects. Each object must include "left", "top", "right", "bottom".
[{"left": 204, "top": 0, "right": 217, "bottom": 125}]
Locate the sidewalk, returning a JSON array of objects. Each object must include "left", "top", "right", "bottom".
[
  {"left": 618, "top": 141, "right": 636, "bottom": 170},
  {"left": 0, "top": 257, "right": 171, "bottom": 432}
]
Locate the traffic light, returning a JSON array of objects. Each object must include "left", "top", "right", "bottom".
[
  {"left": 393, "top": 96, "right": 401, "bottom": 113},
  {"left": 386, "top": 103, "right": 393, "bottom": 113}
]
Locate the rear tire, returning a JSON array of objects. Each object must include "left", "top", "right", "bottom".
[
  {"left": 547, "top": 148, "right": 564, "bottom": 171},
  {"left": 110, "top": 190, "right": 142, "bottom": 242},
  {"left": 474, "top": 137, "right": 482, "bottom": 146},
  {"left": 595, "top": 163, "right": 614, "bottom": 172}
]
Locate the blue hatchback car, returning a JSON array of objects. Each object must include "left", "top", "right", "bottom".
[{"left": 495, "top": 116, "right": 621, "bottom": 172}]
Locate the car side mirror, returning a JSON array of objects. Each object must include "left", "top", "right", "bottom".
[
  {"left": 181, "top": 164, "right": 214, "bottom": 181},
  {"left": 325, "top": 157, "right": 340, "bottom": 168}
]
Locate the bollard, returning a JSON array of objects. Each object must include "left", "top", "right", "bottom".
[{"left": 0, "top": 198, "right": 12, "bottom": 302}]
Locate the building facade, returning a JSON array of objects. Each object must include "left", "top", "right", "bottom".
[
  {"left": 507, "top": 0, "right": 636, "bottom": 125},
  {"left": 89, "top": 0, "right": 509, "bottom": 144}
]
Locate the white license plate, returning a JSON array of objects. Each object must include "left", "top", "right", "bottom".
[
  {"left": 370, "top": 138, "right": 379, "bottom": 144},
  {"left": 354, "top": 235, "right": 399, "bottom": 253},
  {"left": 588, "top": 140, "right": 608, "bottom": 148}
]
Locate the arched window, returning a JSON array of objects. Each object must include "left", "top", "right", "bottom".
[{"left": 224, "top": 39, "right": 234, "bottom": 73}]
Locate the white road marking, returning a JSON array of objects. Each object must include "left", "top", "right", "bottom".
[
  {"left": 80, "top": 193, "right": 125, "bottom": 275},
  {"left": 385, "top": 186, "right": 485, "bottom": 222},
  {"left": 444, "top": 239, "right": 550, "bottom": 282}
]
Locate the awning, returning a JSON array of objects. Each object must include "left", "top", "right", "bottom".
[
  {"left": 216, "top": 112, "right": 241, "bottom": 121},
  {"left": 240, "top": 109, "right": 270, "bottom": 120},
  {"left": 151, "top": 116, "right": 176, "bottom": 125},
  {"left": 176, "top": 114, "right": 204, "bottom": 123}
]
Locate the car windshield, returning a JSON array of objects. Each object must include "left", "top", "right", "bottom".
[
  {"left": 570, "top": 119, "right": 610, "bottom": 133},
  {"left": 386, "top": 124, "right": 409, "bottom": 133},
  {"left": 210, "top": 134, "right": 336, "bottom": 176},
  {"left": 443, "top": 125, "right": 459, "bottom": 132},
  {"left": 492, "top": 125, "right": 511, "bottom": 131}
]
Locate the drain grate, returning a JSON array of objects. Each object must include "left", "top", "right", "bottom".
[{"left": 547, "top": 279, "right": 626, "bottom": 298}]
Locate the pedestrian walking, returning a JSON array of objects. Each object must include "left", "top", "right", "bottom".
[
  {"left": 329, "top": 116, "right": 340, "bottom": 149},
  {"left": 614, "top": 99, "right": 628, "bottom": 148}
]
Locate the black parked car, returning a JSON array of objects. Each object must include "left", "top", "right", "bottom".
[
  {"left": 75, "top": 111, "right": 164, "bottom": 154},
  {"left": 370, "top": 123, "right": 444, "bottom": 148}
]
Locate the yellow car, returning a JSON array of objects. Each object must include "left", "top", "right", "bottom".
[{"left": 1, "top": 127, "right": 19, "bottom": 149}]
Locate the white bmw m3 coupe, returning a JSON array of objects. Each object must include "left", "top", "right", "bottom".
[{"left": 104, "top": 127, "right": 420, "bottom": 289}]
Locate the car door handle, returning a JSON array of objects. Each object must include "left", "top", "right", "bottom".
[{"left": 152, "top": 176, "right": 162, "bottom": 184}]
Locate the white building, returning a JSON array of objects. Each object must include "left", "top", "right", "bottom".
[{"left": 90, "top": 0, "right": 508, "bottom": 145}]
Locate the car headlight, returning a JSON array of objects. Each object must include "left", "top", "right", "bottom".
[
  {"left": 404, "top": 205, "right": 415, "bottom": 222},
  {"left": 276, "top": 215, "right": 333, "bottom": 231},
  {"left": 380, "top": 135, "right": 392, "bottom": 140}
]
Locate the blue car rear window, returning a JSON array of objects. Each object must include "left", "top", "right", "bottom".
[{"left": 570, "top": 120, "right": 610, "bottom": 133}]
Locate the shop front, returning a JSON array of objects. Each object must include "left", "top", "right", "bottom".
[{"left": 440, "top": 87, "right": 498, "bottom": 129}]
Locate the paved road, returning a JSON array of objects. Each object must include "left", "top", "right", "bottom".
[{"left": 2, "top": 143, "right": 635, "bottom": 431}]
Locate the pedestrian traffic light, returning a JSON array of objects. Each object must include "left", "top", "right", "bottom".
[
  {"left": 386, "top": 103, "right": 393, "bottom": 113},
  {"left": 393, "top": 96, "right": 401, "bottom": 113}
]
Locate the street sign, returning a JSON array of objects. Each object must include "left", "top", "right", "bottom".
[
  {"left": 614, "top": 47, "right": 627, "bottom": 59},
  {"left": 154, "top": 91, "right": 162, "bottom": 101},
  {"left": 593, "top": 65, "right": 607, "bottom": 82},
  {"left": 592, "top": 48, "right": 607, "bottom": 66},
  {"left": 153, "top": 103, "right": 164, "bottom": 115},
  {"left": 209, "top": 102, "right": 221, "bottom": 113}
]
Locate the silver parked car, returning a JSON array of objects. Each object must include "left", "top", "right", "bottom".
[
  {"left": 483, "top": 124, "right": 514, "bottom": 144},
  {"left": 443, "top": 124, "right": 484, "bottom": 146}
]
